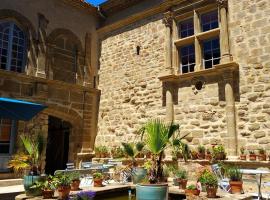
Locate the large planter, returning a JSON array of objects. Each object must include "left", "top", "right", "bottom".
[
  {"left": 132, "top": 167, "right": 147, "bottom": 184},
  {"left": 42, "top": 189, "right": 54, "bottom": 199},
  {"left": 176, "top": 179, "right": 187, "bottom": 189},
  {"left": 23, "top": 175, "right": 43, "bottom": 196},
  {"left": 185, "top": 189, "right": 200, "bottom": 196},
  {"left": 71, "top": 179, "right": 80, "bottom": 191},
  {"left": 58, "top": 186, "right": 71, "bottom": 200},
  {"left": 229, "top": 181, "right": 243, "bottom": 194},
  {"left": 136, "top": 184, "right": 168, "bottom": 200},
  {"left": 206, "top": 186, "right": 217, "bottom": 198}
]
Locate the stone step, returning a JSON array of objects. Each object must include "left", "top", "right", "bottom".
[{"left": 0, "top": 179, "right": 23, "bottom": 187}]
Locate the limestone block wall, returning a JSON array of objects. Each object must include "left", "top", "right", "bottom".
[
  {"left": 97, "top": 15, "right": 167, "bottom": 146},
  {"left": 174, "top": 82, "right": 227, "bottom": 150},
  {"left": 229, "top": 0, "right": 270, "bottom": 151}
]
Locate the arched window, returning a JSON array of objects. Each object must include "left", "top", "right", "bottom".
[{"left": 0, "top": 21, "right": 26, "bottom": 73}]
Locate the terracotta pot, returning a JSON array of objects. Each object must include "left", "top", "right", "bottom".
[
  {"left": 94, "top": 178, "right": 103, "bottom": 187},
  {"left": 206, "top": 186, "right": 217, "bottom": 198},
  {"left": 42, "top": 189, "right": 54, "bottom": 199},
  {"left": 249, "top": 154, "right": 257, "bottom": 161},
  {"left": 176, "top": 179, "right": 187, "bottom": 189},
  {"left": 70, "top": 179, "right": 80, "bottom": 191},
  {"left": 191, "top": 153, "right": 198, "bottom": 160},
  {"left": 58, "top": 186, "right": 71, "bottom": 200},
  {"left": 205, "top": 154, "right": 212, "bottom": 161},
  {"left": 239, "top": 154, "right": 246, "bottom": 160},
  {"left": 258, "top": 154, "right": 266, "bottom": 161},
  {"left": 197, "top": 153, "right": 205, "bottom": 160},
  {"left": 185, "top": 189, "right": 200, "bottom": 196},
  {"left": 215, "top": 152, "right": 226, "bottom": 160},
  {"left": 229, "top": 181, "right": 243, "bottom": 194}
]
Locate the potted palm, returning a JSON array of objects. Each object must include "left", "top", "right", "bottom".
[
  {"left": 175, "top": 169, "right": 188, "bottom": 189},
  {"left": 239, "top": 146, "right": 246, "bottom": 160},
  {"left": 70, "top": 172, "right": 81, "bottom": 191},
  {"left": 226, "top": 166, "right": 243, "bottom": 194},
  {"left": 136, "top": 119, "right": 188, "bottom": 200},
  {"left": 8, "top": 133, "right": 45, "bottom": 196},
  {"left": 197, "top": 145, "right": 206, "bottom": 160},
  {"left": 258, "top": 148, "right": 266, "bottom": 161},
  {"left": 54, "top": 173, "right": 72, "bottom": 199},
  {"left": 93, "top": 172, "right": 103, "bottom": 187},
  {"left": 203, "top": 171, "right": 218, "bottom": 198},
  {"left": 185, "top": 184, "right": 200, "bottom": 196}
]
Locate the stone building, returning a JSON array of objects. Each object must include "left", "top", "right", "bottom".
[
  {"left": 0, "top": 0, "right": 270, "bottom": 179},
  {"left": 96, "top": 0, "right": 270, "bottom": 157},
  {"left": 0, "top": 0, "right": 100, "bottom": 177}
]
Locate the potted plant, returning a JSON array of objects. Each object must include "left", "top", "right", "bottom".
[
  {"left": 197, "top": 145, "right": 205, "bottom": 160},
  {"left": 100, "top": 146, "right": 109, "bottom": 158},
  {"left": 93, "top": 172, "right": 103, "bottom": 187},
  {"left": 239, "top": 146, "right": 246, "bottom": 160},
  {"left": 122, "top": 142, "right": 146, "bottom": 184},
  {"left": 212, "top": 145, "right": 226, "bottom": 161},
  {"left": 205, "top": 148, "right": 212, "bottom": 161},
  {"left": 136, "top": 119, "right": 188, "bottom": 200},
  {"left": 70, "top": 172, "right": 81, "bottom": 191},
  {"left": 249, "top": 150, "right": 256, "bottom": 161},
  {"left": 8, "top": 133, "right": 45, "bottom": 196},
  {"left": 111, "top": 146, "right": 125, "bottom": 159},
  {"left": 191, "top": 150, "right": 198, "bottom": 160},
  {"left": 203, "top": 171, "right": 218, "bottom": 198},
  {"left": 185, "top": 184, "right": 200, "bottom": 196},
  {"left": 258, "top": 148, "right": 266, "bottom": 161},
  {"left": 31, "top": 175, "right": 56, "bottom": 199},
  {"left": 54, "top": 173, "right": 72, "bottom": 200},
  {"left": 175, "top": 169, "right": 188, "bottom": 189},
  {"left": 94, "top": 146, "right": 101, "bottom": 158},
  {"left": 226, "top": 166, "right": 243, "bottom": 194}
]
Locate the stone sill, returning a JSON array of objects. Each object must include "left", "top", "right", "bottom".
[
  {"left": 159, "top": 61, "right": 239, "bottom": 83},
  {"left": 0, "top": 69, "right": 100, "bottom": 94}
]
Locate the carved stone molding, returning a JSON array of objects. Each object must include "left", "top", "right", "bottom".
[
  {"left": 216, "top": 0, "right": 228, "bottom": 8},
  {"left": 163, "top": 11, "right": 174, "bottom": 28}
]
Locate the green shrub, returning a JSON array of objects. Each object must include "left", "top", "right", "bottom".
[{"left": 175, "top": 169, "right": 188, "bottom": 180}]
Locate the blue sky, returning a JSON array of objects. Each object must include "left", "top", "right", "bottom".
[{"left": 85, "top": 0, "right": 107, "bottom": 6}]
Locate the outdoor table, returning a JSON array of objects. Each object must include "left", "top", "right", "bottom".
[{"left": 240, "top": 169, "right": 270, "bottom": 200}]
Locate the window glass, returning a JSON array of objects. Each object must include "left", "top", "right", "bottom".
[
  {"left": 0, "top": 22, "right": 26, "bottom": 73},
  {"left": 201, "top": 10, "right": 219, "bottom": 32},
  {"left": 179, "top": 19, "right": 194, "bottom": 38},
  {"left": 0, "top": 119, "right": 12, "bottom": 154},
  {"left": 180, "top": 44, "right": 195, "bottom": 74},
  {"left": 203, "top": 38, "right": 220, "bottom": 69}
]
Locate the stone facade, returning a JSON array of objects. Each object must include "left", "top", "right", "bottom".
[
  {"left": 0, "top": 0, "right": 100, "bottom": 175},
  {"left": 96, "top": 0, "right": 270, "bottom": 156}
]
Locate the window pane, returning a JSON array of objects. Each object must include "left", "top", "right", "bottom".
[
  {"left": 0, "top": 118, "right": 12, "bottom": 154},
  {"left": 179, "top": 19, "right": 194, "bottom": 38},
  {"left": 180, "top": 44, "right": 195, "bottom": 74},
  {"left": 203, "top": 38, "right": 220, "bottom": 68},
  {"left": 201, "top": 10, "right": 219, "bottom": 32},
  {"left": 0, "top": 144, "right": 10, "bottom": 154}
]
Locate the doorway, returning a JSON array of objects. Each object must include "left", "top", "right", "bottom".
[{"left": 45, "top": 116, "right": 71, "bottom": 175}]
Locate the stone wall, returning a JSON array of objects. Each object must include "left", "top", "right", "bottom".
[
  {"left": 96, "top": 15, "right": 167, "bottom": 146},
  {"left": 229, "top": 0, "right": 270, "bottom": 151}
]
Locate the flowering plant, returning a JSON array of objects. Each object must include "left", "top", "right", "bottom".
[{"left": 72, "top": 191, "right": 96, "bottom": 200}]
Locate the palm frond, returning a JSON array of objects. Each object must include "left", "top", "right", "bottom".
[{"left": 121, "top": 142, "right": 134, "bottom": 157}]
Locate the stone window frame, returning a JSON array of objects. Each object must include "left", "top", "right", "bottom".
[{"left": 171, "top": 0, "right": 231, "bottom": 75}]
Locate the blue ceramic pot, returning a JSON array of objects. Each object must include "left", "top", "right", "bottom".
[
  {"left": 136, "top": 184, "right": 168, "bottom": 200},
  {"left": 132, "top": 167, "right": 147, "bottom": 184},
  {"left": 23, "top": 175, "right": 42, "bottom": 196}
]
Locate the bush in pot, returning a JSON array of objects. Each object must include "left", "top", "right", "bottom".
[
  {"left": 93, "top": 172, "right": 103, "bottom": 187},
  {"left": 202, "top": 171, "right": 218, "bottom": 198},
  {"left": 31, "top": 175, "right": 56, "bottom": 199},
  {"left": 111, "top": 146, "right": 125, "bottom": 159},
  {"left": 249, "top": 150, "right": 256, "bottom": 161},
  {"left": 136, "top": 119, "right": 188, "bottom": 200},
  {"left": 225, "top": 166, "right": 243, "bottom": 194},
  {"left": 70, "top": 172, "right": 81, "bottom": 191},
  {"left": 197, "top": 145, "right": 206, "bottom": 160},
  {"left": 239, "top": 146, "right": 246, "bottom": 160},
  {"left": 185, "top": 184, "right": 200, "bottom": 196},
  {"left": 8, "top": 133, "right": 45, "bottom": 196},
  {"left": 175, "top": 169, "right": 188, "bottom": 189},
  {"left": 212, "top": 145, "right": 226, "bottom": 161},
  {"left": 54, "top": 173, "right": 72, "bottom": 199},
  {"left": 258, "top": 148, "right": 266, "bottom": 161}
]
